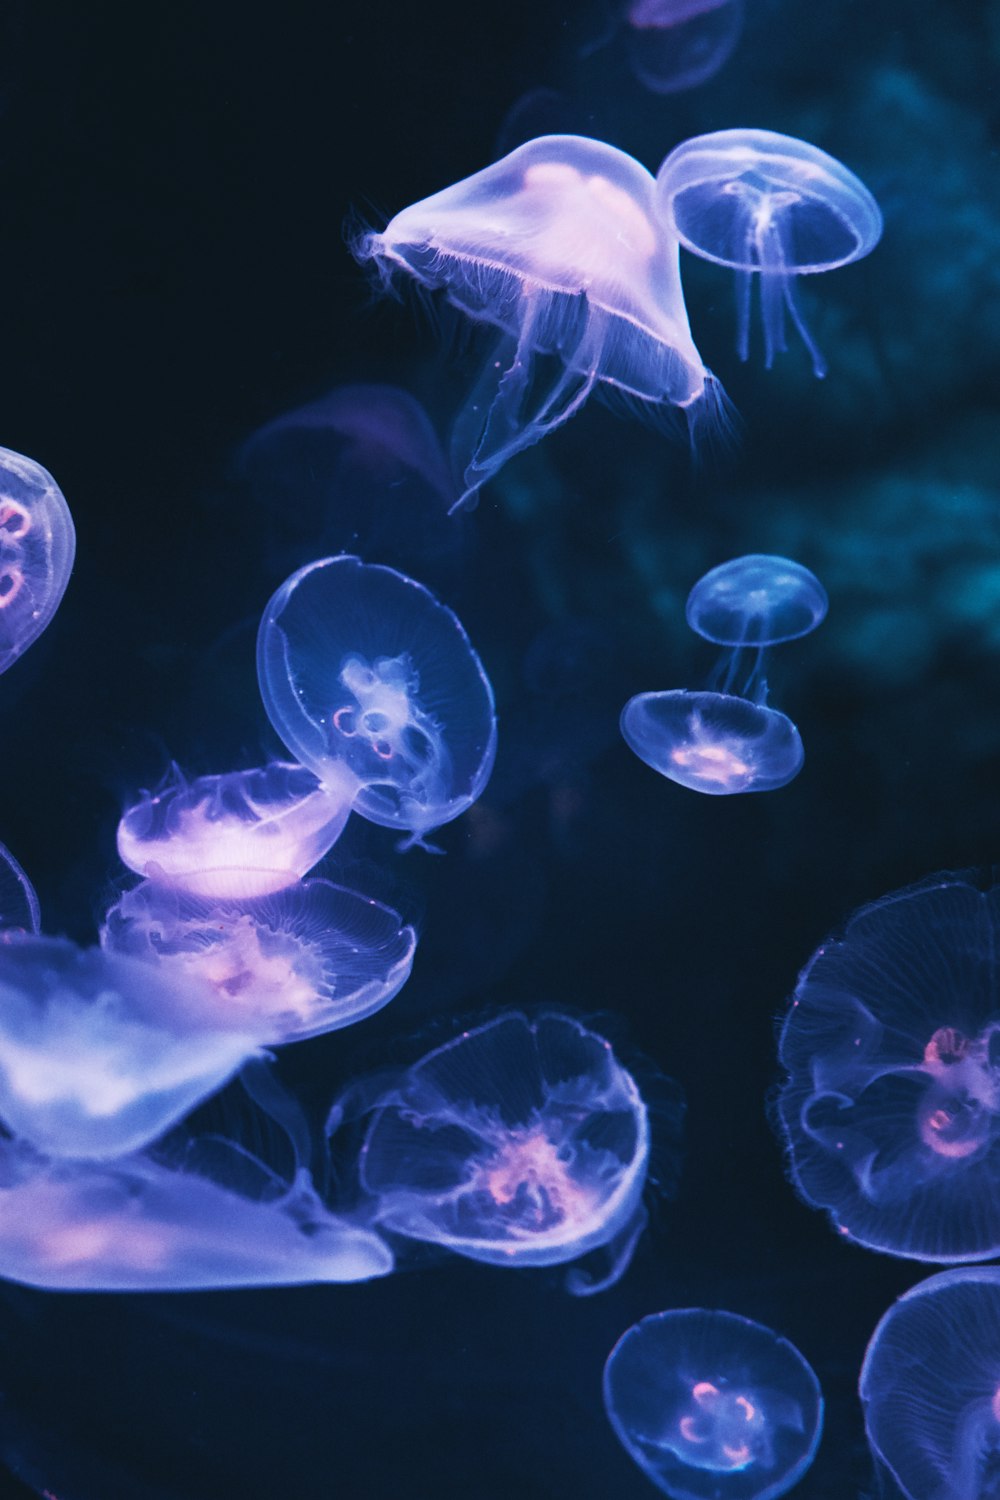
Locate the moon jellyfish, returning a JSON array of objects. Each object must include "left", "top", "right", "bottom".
[
  {"left": 355, "top": 134, "right": 723, "bottom": 507},
  {"left": 860, "top": 1267, "right": 1000, "bottom": 1500},
  {"left": 625, "top": 0, "right": 744, "bottom": 96},
  {"left": 0, "top": 841, "right": 40, "bottom": 935},
  {"left": 777, "top": 871, "right": 1000, "bottom": 1262},
  {"left": 0, "top": 445, "right": 75, "bottom": 675},
  {"left": 101, "top": 876, "right": 417, "bottom": 1044},
  {"left": 0, "top": 936, "right": 262, "bottom": 1159},
  {"left": 655, "top": 130, "right": 883, "bottom": 377},
  {"left": 621, "top": 555, "right": 824, "bottom": 795},
  {"left": 349, "top": 1011, "right": 652, "bottom": 1293},
  {"left": 117, "top": 760, "right": 357, "bottom": 898},
  {"left": 257, "top": 555, "right": 496, "bottom": 844},
  {"left": 604, "top": 1308, "right": 823, "bottom": 1500}
]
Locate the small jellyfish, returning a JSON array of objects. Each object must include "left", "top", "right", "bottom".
[
  {"left": 355, "top": 135, "right": 724, "bottom": 506},
  {"left": 0, "top": 445, "right": 75, "bottom": 675},
  {"left": 101, "top": 876, "right": 417, "bottom": 1044},
  {"left": 625, "top": 0, "right": 744, "bottom": 96},
  {"left": 348, "top": 1011, "right": 652, "bottom": 1293},
  {"left": 621, "top": 555, "right": 825, "bottom": 795},
  {"left": 604, "top": 1308, "right": 823, "bottom": 1500},
  {"left": 117, "top": 760, "right": 357, "bottom": 899},
  {"left": 0, "top": 840, "right": 40, "bottom": 935},
  {"left": 860, "top": 1267, "right": 1000, "bottom": 1500},
  {"left": 655, "top": 130, "right": 883, "bottom": 377},
  {"left": 778, "top": 871, "right": 1000, "bottom": 1262},
  {"left": 257, "top": 555, "right": 496, "bottom": 844}
]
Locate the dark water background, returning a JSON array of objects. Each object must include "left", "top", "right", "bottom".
[{"left": 0, "top": 1, "right": 997, "bottom": 1496}]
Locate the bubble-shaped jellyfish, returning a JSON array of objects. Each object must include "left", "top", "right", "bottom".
[
  {"left": 117, "top": 760, "right": 357, "bottom": 899},
  {"left": 257, "top": 555, "right": 496, "bottom": 844},
  {"left": 621, "top": 555, "right": 825, "bottom": 795},
  {"left": 0, "top": 445, "right": 75, "bottom": 675},
  {"left": 0, "top": 936, "right": 262, "bottom": 1160},
  {"left": 778, "top": 871, "right": 1000, "bottom": 1262},
  {"left": 604, "top": 1308, "right": 823, "bottom": 1500},
  {"left": 625, "top": 0, "right": 744, "bottom": 96},
  {"left": 860, "top": 1267, "right": 1000, "bottom": 1500},
  {"left": 656, "top": 129, "right": 882, "bottom": 378},
  {"left": 101, "top": 876, "right": 417, "bottom": 1044},
  {"left": 356, "top": 134, "right": 724, "bottom": 507},
  {"left": 0, "top": 841, "right": 40, "bottom": 935},
  {"left": 348, "top": 1011, "right": 653, "bottom": 1294}
]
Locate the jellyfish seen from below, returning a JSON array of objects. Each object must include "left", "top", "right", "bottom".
[
  {"left": 604, "top": 1308, "right": 823, "bottom": 1500},
  {"left": 778, "top": 871, "right": 1000, "bottom": 1262},
  {"left": 860, "top": 1267, "right": 1000, "bottom": 1500},
  {"left": 117, "top": 760, "right": 357, "bottom": 899},
  {"left": 101, "top": 876, "right": 417, "bottom": 1044},
  {"left": 625, "top": 0, "right": 744, "bottom": 96},
  {"left": 656, "top": 130, "right": 882, "bottom": 377},
  {"left": 349, "top": 1011, "right": 653, "bottom": 1294},
  {"left": 258, "top": 555, "right": 496, "bottom": 844},
  {"left": 621, "top": 555, "right": 825, "bottom": 795},
  {"left": 356, "top": 134, "right": 724, "bottom": 507},
  {"left": 0, "top": 841, "right": 40, "bottom": 935},
  {"left": 0, "top": 445, "right": 75, "bottom": 675}
]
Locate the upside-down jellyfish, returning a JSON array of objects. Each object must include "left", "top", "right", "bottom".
[{"left": 0, "top": 444, "right": 75, "bottom": 675}]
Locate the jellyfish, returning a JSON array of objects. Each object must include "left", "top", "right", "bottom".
[
  {"left": 117, "top": 760, "right": 357, "bottom": 899},
  {"left": 0, "top": 841, "right": 40, "bottom": 935},
  {"left": 625, "top": 0, "right": 744, "bottom": 96},
  {"left": 0, "top": 935, "right": 264, "bottom": 1160},
  {"left": 860, "top": 1267, "right": 1000, "bottom": 1500},
  {"left": 257, "top": 555, "right": 496, "bottom": 845},
  {"left": 777, "top": 871, "right": 1000, "bottom": 1262},
  {"left": 355, "top": 134, "right": 725, "bottom": 507},
  {"left": 345, "top": 1011, "right": 653, "bottom": 1294},
  {"left": 655, "top": 130, "right": 883, "bottom": 377},
  {"left": 603, "top": 1308, "right": 823, "bottom": 1500},
  {"left": 0, "top": 444, "right": 75, "bottom": 675},
  {"left": 621, "top": 555, "right": 825, "bottom": 795},
  {"left": 101, "top": 876, "right": 417, "bottom": 1044}
]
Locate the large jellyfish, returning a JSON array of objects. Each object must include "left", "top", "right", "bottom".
[
  {"left": 778, "top": 871, "right": 1000, "bottom": 1262},
  {"left": 101, "top": 876, "right": 417, "bottom": 1044},
  {"left": 621, "top": 555, "right": 825, "bottom": 795},
  {"left": 344, "top": 1010, "right": 654, "bottom": 1294},
  {"left": 257, "top": 555, "right": 496, "bottom": 845},
  {"left": 604, "top": 1308, "right": 823, "bottom": 1500},
  {"left": 0, "top": 444, "right": 75, "bottom": 675},
  {"left": 355, "top": 134, "right": 724, "bottom": 506},
  {"left": 625, "top": 0, "right": 744, "bottom": 96},
  {"left": 655, "top": 130, "right": 882, "bottom": 377},
  {"left": 0, "top": 841, "right": 40, "bottom": 935},
  {"left": 860, "top": 1267, "right": 1000, "bottom": 1500}
]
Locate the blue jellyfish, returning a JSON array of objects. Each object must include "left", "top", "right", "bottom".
[
  {"left": 257, "top": 555, "right": 496, "bottom": 845},
  {"left": 625, "top": 0, "right": 744, "bottom": 96},
  {"left": 0, "top": 841, "right": 40, "bottom": 935},
  {"left": 655, "top": 130, "right": 883, "bottom": 377},
  {"left": 0, "top": 445, "right": 75, "bottom": 675},
  {"left": 101, "top": 876, "right": 417, "bottom": 1044},
  {"left": 346, "top": 1011, "right": 653, "bottom": 1294},
  {"left": 621, "top": 555, "right": 825, "bottom": 795},
  {"left": 860, "top": 1267, "right": 1000, "bottom": 1500},
  {"left": 355, "top": 134, "right": 726, "bottom": 507},
  {"left": 117, "top": 760, "right": 357, "bottom": 899},
  {"left": 778, "top": 871, "right": 1000, "bottom": 1262},
  {"left": 604, "top": 1308, "right": 823, "bottom": 1500}
]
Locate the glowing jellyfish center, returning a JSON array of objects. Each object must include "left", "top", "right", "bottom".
[
  {"left": 475, "top": 1121, "right": 606, "bottom": 1237},
  {"left": 334, "top": 653, "right": 444, "bottom": 778},
  {"left": 674, "top": 1380, "right": 767, "bottom": 1470},
  {"left": 670, "top": 716, "right": 751, "bottom": 784},
  {"left": 918, "top": 1024, "right": 1000, "bottom": 1160},
  {"left": 0, "top": 498, "right": 31, "bottom": 608}
]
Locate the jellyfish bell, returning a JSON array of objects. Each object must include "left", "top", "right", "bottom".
[
  {"left": 656, "top": 129, "right": 883, "bottom": 377},
  {"left": 0, "top": 445, "right": 75, "bottom": 676},
  {"left": 621, "top": 690, "right": 804, "bottom": 795},
  {"left": 686, "top": 555, "right": 828, "bottom": 648},
  {"left": 355, "top": 134, "right": 725, "bottom": 507},
  {"left": 625, "top": 0, "right": 744, "bottom": 97},
  {"left": 603, "top": 1308, "right": 823, "bottom": 1500},
  {"left": 0, "top": 840, "right": 40, "bottom": 935}
]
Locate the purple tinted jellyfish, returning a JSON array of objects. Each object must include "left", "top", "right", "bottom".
[
  {"left": 101, "top": 876, "right": 417, "bottom": 1044},
  {"left": 356, "top": 135, "right": 722, "bottom": 506},
  {"left": 778, "top": 872, "right": 1000, "bottom": 1262},
  {"left": 656, "top": 130, "right": 883, "bottom": 377},
  {"left": 0, "top": 840, "right": 40, "bottom": 935},
  {"left": 0, "top": 445, "right": 75, "bottom": 675},
  {"left": 625, "top": 0, "right": 744, "bottom": 96},
  {"left": 351, "top": 1011, "right": 652, "bottom": 1293},
  {"left": 257, "top": 555, "right": 496, "bottom": 844},
  {"left": 860, "top": 1267, "right": 1000, "bottom": 1500},
  {"left": 604, "top": 1309, "right": 823, "bottom": 1500},
  {"left": 117, "top": 760, "right": 356, "bottom": 899}
]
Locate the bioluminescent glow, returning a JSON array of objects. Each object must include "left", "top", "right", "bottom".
[
  {"left": 355, "top": 134, "right": 725, "bottom": 506},
  {"left": 778, "top": 872, "right": 1000, "bottom": 1262},
  {"left": 604, "top": 1308, "right": 823, "bottom": 1500},
  {"left": 625, "top": 0, "right": 744, "bottom": 96},
  {"left": 257, "top": 555, "right": 496, "bottom": 843},
  {"left": 656, "top": 129, "right": 883, "bottom": 376},
  {"left": 0, "top": 445, "right": 75, "bottom": 676},
  {"left": 686, "top": 555, "right": 829, "bottom": 648},
  {"left": 101, "top": 876, "right": 417, "bottom": 1043},
  {"left": 0, "top": 841, "right": 40, "bottom": 935}
]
